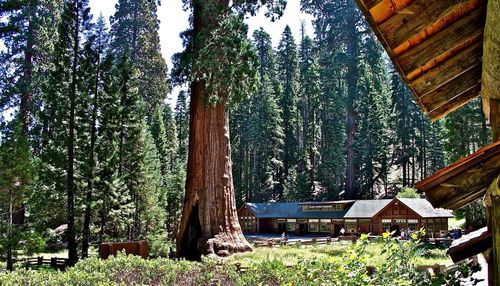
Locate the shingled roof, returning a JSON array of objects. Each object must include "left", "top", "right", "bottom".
[
  {"left": 343, "top": 200, "right": 393, "bottom": 218},
  {"left": 245, "top": 202, "right": 346, "bottom": 219},
  {"left": 398, "top": 198, "right": 453, "bottom": 218}
]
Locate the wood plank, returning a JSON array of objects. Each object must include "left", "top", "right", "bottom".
[
  {"left": 411, "top": 41, "right": 483, "bottom": 96},
  {"left": 420, "top": 64, "right": 481, "bottom": 112},
  {"left": 427, "top": 84, "right": 481, "bottom": 121},
  {"left": 447, "top": 227, "right": 492, "bottom": 263},
  {"left": 363, "top": 0, "right": 384, "bottom": 10},
  {"left": 487, "top": 175, "right": 500, "bottom": 286},
  {"left": 416, "top": 140, "right": 500, "bottom": 191},
  {"left": 397, "top": 7, "right": 486, "bottom": 75},
  {"left": 380, "top": 0, "right": 463, "bottom": 49},
  {"left": 420, "top": 143, "right": 500, "bottom": 210}
]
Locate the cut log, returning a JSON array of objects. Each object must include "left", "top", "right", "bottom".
[{"left": 485, "top": 175, "right": 500, "bottom": 285}]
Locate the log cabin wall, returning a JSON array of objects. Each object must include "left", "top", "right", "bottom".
[{"left": 237, "top": 205, "right": 258, "bottom": 233}]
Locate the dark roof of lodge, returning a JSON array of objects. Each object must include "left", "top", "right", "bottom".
[
  {"left": 244, "top": 202, "right": 346, "bottom": 219},
  {"left": 245, "top": 199, "right": 452, "bottom": 219}
]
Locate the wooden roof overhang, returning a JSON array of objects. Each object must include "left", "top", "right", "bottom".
[
  {"left": 354, "top": 0, "right": 486, "bottom": 121},
  {"left": 415, "top": 140, "right": 500, "bottom": 210},
  {"left": 447, "top": 227, "right": 492, "bottom": 263}
]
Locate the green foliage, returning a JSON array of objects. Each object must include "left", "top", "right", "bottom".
[
  {"left": 21, "top": 231, "right": 47, "bottom": 256},
  {"left": 147, "top": 233, "right": 174, "bottom": 258},
  {"left": 0, "top": 238, "right": 480, "bottom": 285},
  {"left": 193, "top": 14, "right": 259, "bottom": 105},
  {"left": 397, "top": 188, "right": 421, "bottom": 198}
]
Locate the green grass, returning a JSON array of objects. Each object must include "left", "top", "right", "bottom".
[{"left": 227, "top": 241, "right": 452, "bottom": 268}]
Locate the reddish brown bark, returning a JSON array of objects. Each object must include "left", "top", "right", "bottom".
[
  {"left": 176, "top": 0, "right": 251, "bottom": 259},
  {"left": 176, "top": 79, "right": 252, "bottom": 259}
]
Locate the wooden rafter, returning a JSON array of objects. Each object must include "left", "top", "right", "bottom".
[
  {"left": 354, "top": 0, "right": 486, "bottom": 120},
  {"left": 415, "top": 141, "right": 500, "bottom": 210}
]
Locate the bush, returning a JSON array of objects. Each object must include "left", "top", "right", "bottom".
[
  {"left": 22, "top": 231, "right": 47, "bottom": 256},
  {"left": 0, "top": 236, "right": 481, "bottom": 285},
  {"left": 147, "top": 233, "right": 174, "bottom": 258}
]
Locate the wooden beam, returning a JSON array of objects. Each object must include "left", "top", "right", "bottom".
[
  {"left": 428, "top": 84, "right": 481, "bottom": 121},
  {"left": 380, "top": 0, "right": 463, "bottom": 49},
  {"left": 491, "top": 176, "right": 500, "bottom": 286},
  {"left": 481, "top": 0, "right": 500, "bottom": 142},
  {"left": 417, "top": 141, "right": 500, "bottom": 210},
  {"left": 420, "top": 64, "right": 482, "bottom": 112},
  {"left": 397, "top": 7, "right": 485, "bottom": 75},
  {"left": 411, "top": 41, "right": 483, "bottom": 96},
  {"left": 363, "top": 0, "right": 384, "bottom": 10},
  {"left": 447, "top": 227, "right": 492, "bottom": 263}
]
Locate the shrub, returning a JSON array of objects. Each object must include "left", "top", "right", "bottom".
[{"left": 0, "top": 236, "right": 481, "bottom": 285}]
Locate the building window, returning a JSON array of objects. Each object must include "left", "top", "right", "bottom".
[
  {"left": 381, "top": 219, "right": 391, "bottom": 232},
  {"left": 320, "top": 219, "right": 331, "bottom": 233},
  {"left": 442, "top": 218, "right": 448, "bottom": 230},
  {"left": 286, "top": 219, "right": 296, "bottom": 232},
  {"left": 393, "top": 219, "right": 406, "bottom": 224},
  {"left": 308, "top": 219, "right": 319, "bottom": 232},
  {"left": 302, "top": 204, "right": 345, "bottom": 212},
  {"left": 345, "top": 219, "right": 357, "bottom": 233},
  {"left": 407, "top": 219, "right": 418, "bottom": 230},
  {"left": 427, "top": 219, "right": 434, "bottom": 233},
  {"left": 434, "top": 219, "right": 441, "bottom": 232}
]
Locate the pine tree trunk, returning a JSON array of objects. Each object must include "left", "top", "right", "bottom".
[
  {"left": 345, "top": 2, "right": 359, "bottom": 200},
  {"left": 66, "top": 0, "right": 79, "bottom": 263},
  {"left": 82, "top": 54, "right": 100, "bottom": 258},
  {"left": 12, "top": 4, "right": 35, "bottom": 227},
  {"left": 7, "top": 189, "right": 13, "bottom": 271}
]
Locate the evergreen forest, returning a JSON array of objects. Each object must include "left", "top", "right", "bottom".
[{"left": 0, "top": 0, "right": 493, "bottom": 263}]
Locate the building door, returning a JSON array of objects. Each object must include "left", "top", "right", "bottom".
[
  {"left": 278, "top": 222, "right": 286, "bottom": 234},
  {"left": 334, "top": 224, "right": 343, "bottom": 237},
  {"left": 299, "top": 223, "right": 307, "bottom": 235},
  {"left": 390, "top": 224, "right": 401, "bottom": 236}
]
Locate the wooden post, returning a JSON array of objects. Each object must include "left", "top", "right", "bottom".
[
  {"left": 486, "top": 176, "right": 500, "bottom": 286},
  {"left": 50, "top": 257, "right": 57, "bottom": 269},
  {"left": 481, "top": 0, "right": 500, "bottom": 142}
]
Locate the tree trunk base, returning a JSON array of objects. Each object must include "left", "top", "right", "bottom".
[{"left": 203, "top": 233, "right": 252, "bottom": 258}]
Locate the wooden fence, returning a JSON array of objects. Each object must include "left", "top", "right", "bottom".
[
  {"left": 15, "top": 256, "right": 73, "bottom": 271},
  {"left": 251, "top": 237, "right": 341, "bottom": 247}
]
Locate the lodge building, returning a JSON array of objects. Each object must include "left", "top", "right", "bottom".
[{"left": 238, "top": 198, "right": 453, "bottom": 237}]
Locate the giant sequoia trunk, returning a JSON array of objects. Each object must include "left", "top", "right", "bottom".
[
  {"left": 176, "top": 0, "right": 251, "bottom": 260},
  {"left": 176, "top": 80, "right": 252, "bottom": 259}
]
